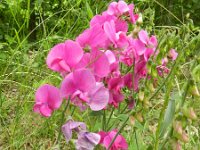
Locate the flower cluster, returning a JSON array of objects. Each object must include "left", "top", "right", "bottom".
[{"left": 33, "top": 1, "right": 178, "bottom": 150}]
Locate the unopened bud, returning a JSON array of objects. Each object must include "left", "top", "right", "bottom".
[
  {"left": 139, "top": 91, "right": 144, "bottom": 101},
  {"left": 129, "top": 116, "right": 135, "bottom": 126},
  {"left": 184, "top": 107, "right": 197, "bottom": 120},
  {"left": 173, "top": 121, "right": 183, "bottom": 135},
  {"left": 190, "top": 85, "right": 200, "bottom": 97},
  {"left": 186, "top": 13, "right": 190, "bottom": 19},
  {"left": 180, "top": 131, "right": 189, "bottom": 143},
  {"left": 135, "top": 112, "right": 143, "bottom": 123},
  {"left": 137, "top": 13, "right": 143, "bottom": 25},
  {"left": 148, "top": 83, "right": 155, "bottom": 92},
  {"left": 171, "top": 140, "right": 182, "bottom": 150},
  {"left": 143, "top": 98, "right": 152, "bottom": 109}
]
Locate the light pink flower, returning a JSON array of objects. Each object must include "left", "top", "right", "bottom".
[
  {"left": 60, "top": 69, "right": 109, "bottom": 111},
  {"left": 46, "top": 40, "right": 83, "bottom": 74},
  {"left": 168, "top": 49, "right": 178, "bottom": 60},
  {"left": 98, "top": 130, "right": 128, "bottom": 150},
  {"left": 33, "top": 84, "right": 62, "bottom": 117}
]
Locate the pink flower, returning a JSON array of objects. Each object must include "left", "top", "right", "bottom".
[
  {"left": 138, "top": 30, "right": 157, "bottom": 48},
  {"left": 75, "top": 49, "right": 111, "bottom": 79},
  {"left": 76, "top": 24, "right": 109, "bottom": 49},
  {"left": 128, "top": 4, "right": 138, "bottom": 24},
  {"left": 33, "top": 84, "right": 62, "bottom": 117},
  {"left": 107, "top": 76, "right": 124, "bottom": 107},
  {"left": 107, "top": 1, "right": 129, "bottom": 16},
  {"left": 104, "top": 20, "right": 128, "bottom": 48},
  {"left": 46, "top": 40, "right": 83, "bottom": 74},
  {"left": 168, "top": 49, "right": 178, "bottom": 61},
  {"left": 60, "top": 68, "right": 109, "bottom": 111},
  {"left": 98, "top": 130, "right": 128, "bottom": 150}
]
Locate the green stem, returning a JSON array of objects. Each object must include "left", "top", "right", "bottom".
[
  {"left": 57, "top": 98, "right": 70, "bottom": 145},
  {"left": 106, "top": 107, "right": 115, "bottom": 131},
  {"left": 107, "top": 116, "right": 129, "bottom": 150},
  {"left": 102, "top": 109, "right": 106, "bottom": 130},
  {"left": 134, "top": 129, "right": 139, "bottom": 150}
]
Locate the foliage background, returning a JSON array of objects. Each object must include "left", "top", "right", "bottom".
[{"left": 0, "top": 0, "right": 199, "bottom": 149}]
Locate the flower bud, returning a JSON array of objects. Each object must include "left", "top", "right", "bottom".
[
  {"left": 135, "top": 112, "right": 143, "bottom": 123},
  {"left": 137, "top": 13, "right": 143, "bottom": 25},
  {"left": 173, "top": 121, "right": 183, "bottom": 135},
  {"left": 129, "top": 116, "right": 135, "bottom": 126},
  {"left": 138, "top": 91, "right": 144, "bottom": 101},
  {"left": 180, "top": 131, "right": 189, "bottom": 143},
  {"left": 186, "top": 13, "right": 190, "bottom": 19},
  {"left": 148, "top": 83, "right": 155, "bottom": 92},
  {"left": 183, "top": 107, "right": 197, "bottom": 120},
  {"left": 143, "top": 98, "right": 152, "bottom": 109},
  {"left": 171, "top": 140, "right": 182, "bottom": 150},
  {"left": 190, "top": 85, "right": 200, "bottom": 97}
]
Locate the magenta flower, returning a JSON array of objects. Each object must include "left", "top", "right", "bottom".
[
  {"left": 98, "top": 130, "right": 128, "bottom": 150},
  {"left": 168, "top": 49, "right": 178, "bottom": 60},
  {"left": 128, "top": 4, "right": 138, "bottom": 24},
  {"left": 76, "top": 132, "right": 100, "bottom": 150},
  {"left": 107, "top": 1, "right": 129, "bottom": 16},
  {"left": 33, "top": 84, "right": 62, "bottom": 117},
  {"left": 46, "top": 40, "right": 83, "bottom": 74},
  {"left": 61, "top": 68, "right": 109, "bottom": 111},
  {"left": 76, "top": 24, "right": 109, "bottom": 49},
  {"left": 104, "top": 20, "right": 128, "bottom": 48},
  {"left": 107, "top": 76, "right": 124, "bottom": 107},
  {"left": 138, "top": 30, "right": 158, "bottom": 48},
  {"left": 62, "top": 120, "right": 87, "bottom": 143}
]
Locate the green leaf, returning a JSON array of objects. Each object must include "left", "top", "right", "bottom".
[
  {"left": 117, "top": 114, "right": 128, "bottom": 122},
  {"left": 86, "top": 2, "right": 93, "bottom": 19},
  {"left": 159, "top": 99, "right": 175, "bottom": 138}
]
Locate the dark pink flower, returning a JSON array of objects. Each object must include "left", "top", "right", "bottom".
[
  {"left": 33, "top": 84, "right": 62, "bottom": 117},
  {"left": 46, "top": 40, "right": 83, "bottom": 74},
  {"left": 98, "top": 130, "right": 128, "bottom": 150}
]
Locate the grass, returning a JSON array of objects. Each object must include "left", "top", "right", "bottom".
[{"left": 0, "top": 0, "right": 200, "bottom": 149}]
